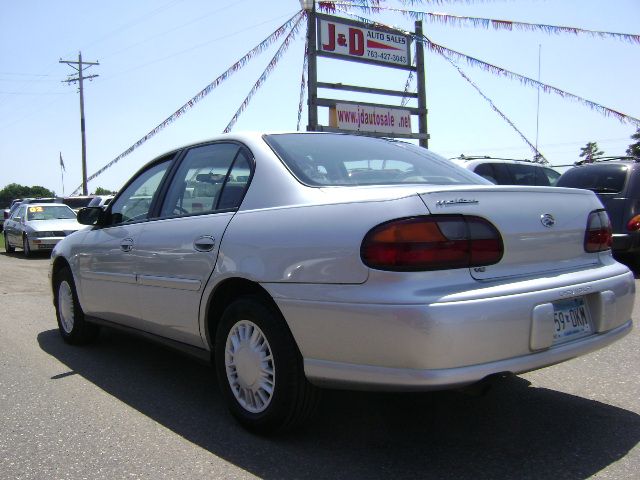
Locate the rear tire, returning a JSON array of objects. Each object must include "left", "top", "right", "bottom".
[
  {"left": 215, "top": 295, "right": 319, "bottom": 434},
  {"left": 4, "top": 234, "right": 14, "bottom": 253},
  {"left": 53, "top": 267, "right": 99, "bottom": 345}
]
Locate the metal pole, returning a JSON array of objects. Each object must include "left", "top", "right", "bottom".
[
  {"left": 306, "top": 5, "right": 318, "bottom": 131},
  {"left": 415, "top": 21, "right": 428, "bottom": 148},
  {"left": 77, "top": 52, "right": 88, "bottom": 195}
]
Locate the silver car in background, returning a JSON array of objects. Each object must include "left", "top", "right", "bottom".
[
  {"left": 5, "top": 203, "right": 82, "bottom": 256},
  {"left": 50, "top": 132, "right": 635, "bottom": 433}
]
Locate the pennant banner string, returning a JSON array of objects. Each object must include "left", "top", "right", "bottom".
[
  {"left": 223, "top": 14, "right": 305, "bottom": 133},
  {"left": 297, "top": 35, "right": 309, "bottom": 131},
  {"left": 441, "top": 53, "right": 546, "bottom": 162},
  {"left": 327, "top": 3, "right": 640, "bottom": 43},
  {"left": 72, "top": 11, "right": 304, "bottom": 194},
  {"left": 401, "top": 42, "right": 417, "bottom": 107},
  {"left": 425, "top": 37, "right": 640, "bottom": 126},
  {"left": 334, "top": 10, "right": 640, "bottom": 128}
]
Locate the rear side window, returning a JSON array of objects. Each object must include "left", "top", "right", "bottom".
[{"left": 557, "top": 165, "right": 629, "bottom": 193}]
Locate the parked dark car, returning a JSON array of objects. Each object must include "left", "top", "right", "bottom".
[
  {"left": 452, "top": 158, "right": 561, "bottom": 186},
  {"left": 557, "top": 159, "right": 640, "bottom": 261}
]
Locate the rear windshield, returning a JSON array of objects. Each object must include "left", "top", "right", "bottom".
[
  {"left": 264, "top": 133, "right": 487, "bottom": 187},
  {"left": 557, "top": 164, "right": 629, "bottom": 193}
]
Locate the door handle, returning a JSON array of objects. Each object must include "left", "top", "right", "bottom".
[
  {"left": 194, "top": 235, "right": 216, "bottom": 252},
  {"left": 120, "top": 238, "right": 134, "bottom": 253}
]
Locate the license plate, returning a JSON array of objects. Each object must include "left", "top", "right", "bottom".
[{"left": 552, "top": 298, "right": 592, "bottom": 345}]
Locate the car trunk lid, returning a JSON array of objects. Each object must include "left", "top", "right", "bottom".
[{"left": 419, "top": 186, "right": 603, "bottom": 280}]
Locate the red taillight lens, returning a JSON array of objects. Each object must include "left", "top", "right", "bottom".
[
  {"left": 584, "top": 210, "right": 612, "bottom": 253},
  {"left": 361, "top": 215, "right": 503, "bottom": 271},
  {"left": 627, "top": 214, "right": 640, "bottom": 232}
]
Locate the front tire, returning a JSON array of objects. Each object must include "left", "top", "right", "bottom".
[
  {"left": 22, "top": 235, "right": 31, "bottom": 257},
  {"left": 53, "top": 267, "right": 99, "bottom": 345},
  {"left": 215, "top": 295, "right": 319, "bottom": 434},
  {"left": 4, "top": 234, "right": 14, "bottom": 253}
]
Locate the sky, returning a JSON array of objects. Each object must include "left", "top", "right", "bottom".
[{"left": 1, "top": 0, "right": 639, "bottom": 196}]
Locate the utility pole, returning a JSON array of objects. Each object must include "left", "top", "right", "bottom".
[{"left": 60, "top": 51, "right": 99, "bottom": 196}]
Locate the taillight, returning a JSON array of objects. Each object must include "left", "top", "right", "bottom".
[
  {"left": 627, "top": 214, "right": 640, "bottom": 232},
  {"left": 361, "top": 215, "right": 503, "bottom": 271},
  {"left": 584, "top": 210, "right": 612, "bottom": 252}
]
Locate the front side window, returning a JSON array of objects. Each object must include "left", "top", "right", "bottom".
[
  {"left": 12, "top": 206, "right": 26, "bottom": 221},
  {"left": 110, "top": 158, "right": 173, "bottom": 225},
  {"left": 264, "top": 133, "right": 486, "bottom": 186},
  {"left": 160, "top": 143, "right": 251, "bottom": 217}
]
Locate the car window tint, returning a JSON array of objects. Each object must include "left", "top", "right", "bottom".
[
  {"left": 110, "top": 159, "right": 172, "bottom": 224},
  {"left": 506, "top": 164, "right": 537, "bottom": 185},
  {"left": 543, "top": 167, "right": 561, "bottom": 186},
  {"left": 160, "top": 143, "right": 240, "bottom": 217},
  {"left": 557, "top": 164, "right": 628, "bottom": 193},
  {"left": 264, "top": 133, "right": 486, "bottom": 186},
  {"left": 473, "top": 163, "right": 497, "bottom": 183},
  {"left": 490, "top": 163, "right": 512, "bottom": 184},
  {"left": 533, "top": 167, "right": 551, "bottom": 186},
  {"left": 217, "top": 149, "right": 252, "bottom": 210}
]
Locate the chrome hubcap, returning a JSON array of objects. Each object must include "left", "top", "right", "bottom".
[
  {"left": 58, "top": 281, "right": 75, "bottom": 334},
  {"left": 225, "top": 320, "right": 275, "bottom": 413}
]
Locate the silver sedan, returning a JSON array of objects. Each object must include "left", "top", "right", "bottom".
[
  {"left": 4, "top": 203, "right": 82, "bottom": 257},
  {"left": 50, "top": 132, "right": 635, "bottom": 434}
]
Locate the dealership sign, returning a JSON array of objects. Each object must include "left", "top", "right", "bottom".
[
  {"left": 330, "top": 103, "right": 412, "bottom": 134},
  {"left": 317, "top": 15, "right": 411, "bottom": 67}
]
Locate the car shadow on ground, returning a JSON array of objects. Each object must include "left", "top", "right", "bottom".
[
  {"left": 38, "top": 328, "right": 639, "bottom": 480},
  {"left": 1, "top": 250, "right": 51, "bottom": 260}
]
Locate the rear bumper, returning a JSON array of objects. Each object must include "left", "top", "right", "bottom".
[
  {"left": 271, "top": 265, "right": 635, "bottom": 391},
  {"left": 304, "top": 320, "right": 632, "bottom": 390}
]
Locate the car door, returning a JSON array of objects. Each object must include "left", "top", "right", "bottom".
[
  {"left": 76, "top": 156, "right": 174, "bottom": 327},
  {"left": 133, "top": 142, "right": 253, "bottom": 346},
  {"left": 6, "top": 205, "right": 26, "bottom": 246}
]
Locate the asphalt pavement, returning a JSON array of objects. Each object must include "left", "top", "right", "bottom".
[{"left": 0, "top": 250, "right": 638, "bottom": 480}]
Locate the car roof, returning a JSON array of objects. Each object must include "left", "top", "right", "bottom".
[
  {"left": 570, "top": 160, "right": 638, "bottom": 168},
  {"left": 451, "top": 158, "right": 557, "bottom": 169}
]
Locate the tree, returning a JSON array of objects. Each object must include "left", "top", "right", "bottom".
[
  {"left": 0, "top": 183, "right": 55, "bottom": 208},
  {"left": 626, "top": 128, "right": 640, "bottom": 159},
  {"left": 92, "top": 186, "right": 116, "bottom": 195},
  {"left": 577, "top": 142, "right": 604, "bottom": 164}
]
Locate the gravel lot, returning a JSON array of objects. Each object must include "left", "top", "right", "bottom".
[{"left": 0, "top": 249, "right": 638, "bottom": 480}]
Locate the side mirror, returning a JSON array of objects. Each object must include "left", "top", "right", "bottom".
[{"left": 77, "top": 207, "right": 104, "bottom": 226}]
